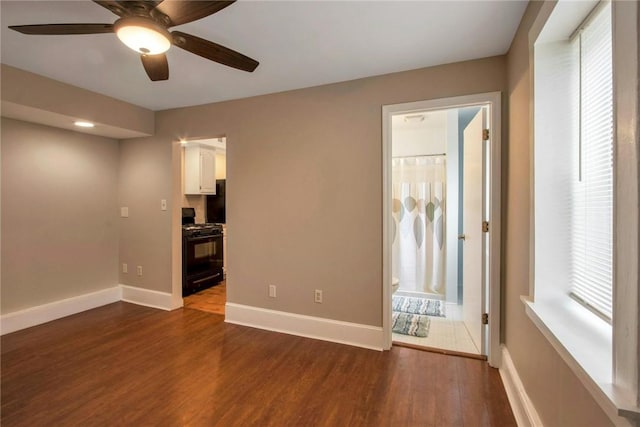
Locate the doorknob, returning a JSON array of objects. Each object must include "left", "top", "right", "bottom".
[{"left": 458, "top": 234, "right": 466, "bottom": 241}]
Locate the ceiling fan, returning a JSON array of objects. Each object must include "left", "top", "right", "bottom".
[{"left": 8, "top": 0, "right": 259, "bottom": 81}]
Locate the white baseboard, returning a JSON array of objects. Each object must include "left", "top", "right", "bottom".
[
  {"left": 499, "top": 345, "right": 544, "bottom": 427},
  {"left": 0, "top": 286, "right": 121, "bottom": 335},
  {"left": 1, "top": 284, "right": 179, "bottom": 335},
  {"left": 120, "top": 285, "right": 174, "bottom": 311},
  {"left": 225, "top": 302, "right": 384, "bottom": 351}
]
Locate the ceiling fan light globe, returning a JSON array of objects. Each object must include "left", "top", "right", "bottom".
[{"left": 114, "top": 18, "right": 171, "bottom": 55}]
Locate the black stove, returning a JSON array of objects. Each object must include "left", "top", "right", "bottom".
[{"left": 181, "top": 208, "right": 224, "bottom": 296}]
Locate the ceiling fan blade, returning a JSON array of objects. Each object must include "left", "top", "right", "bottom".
[
  {"left": 155, "top": 1, "right": 235, "bottom": 27},
  {"left": 92, "top": 1, "right": 127, "bottom": 17},
  {"left": 8, "top": 23, "right": 114, "bottom": 35},
  {"left": 93, "top": 1, "right": 161, "bottom": 17},
  {"left": 140, "top": 54, "right": 169, "bottom": 81},
  {"left": 171, "top": 31, "right": 258, "bottom": 72}
]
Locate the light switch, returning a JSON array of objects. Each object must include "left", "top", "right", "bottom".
[
  {"left": 161, "top": 199, "right": 167, "bottom": 211},
  {"left": 120, "top": 207, "right": 129, "bottom": 218}
]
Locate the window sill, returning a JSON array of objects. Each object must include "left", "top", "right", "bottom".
[{"left": 521, "top": 295, "right": 640, "bottom": 424}]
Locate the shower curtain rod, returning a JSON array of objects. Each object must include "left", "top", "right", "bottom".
[{"left": 392, "top": 153, "right": 446, "bottom": 158}]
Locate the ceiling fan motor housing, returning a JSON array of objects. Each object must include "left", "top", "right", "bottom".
[{"left": 113, "top": 17, "right": 171, "bottom": 55}]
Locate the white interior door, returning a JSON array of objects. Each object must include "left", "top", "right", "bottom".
[{"left": 462, "top": 109, "right": 486, "bottom": 354}]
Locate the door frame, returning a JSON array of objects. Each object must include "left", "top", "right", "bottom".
[{"left": 381, "top": 92, "right": 502, "bottom": 367}]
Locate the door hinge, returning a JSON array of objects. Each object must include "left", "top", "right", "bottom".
[
  {"left": 482, "top": 129, "right": 490, "bottom": 141},
  {"left": 482, "top": 221, "right": 489, "bottom": 233},
  {"left": 482, "top": 313, "right": 489, "bottom": 325}
]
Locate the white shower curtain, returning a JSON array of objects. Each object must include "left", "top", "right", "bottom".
[{"left": 391, "top": 156, "right": 446, "bottom": 294}]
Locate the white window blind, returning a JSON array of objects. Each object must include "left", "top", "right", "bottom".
[{"left": 570, "top": 2, "right": 613, "bottom": 321}]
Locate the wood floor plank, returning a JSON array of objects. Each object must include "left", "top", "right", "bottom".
[
  {"left": 1, "top": 302, "right": 516, "bottom": 426},
  {"left": 183, "top": 281, "right": 227, "bottom": 315}
]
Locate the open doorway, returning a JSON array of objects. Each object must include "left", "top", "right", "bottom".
[
  {"left": 180, "top": 137, "right": 228, "bottom": 316},
  {"left": 382, "top": 93, "right": 502, "bottom": 366}
]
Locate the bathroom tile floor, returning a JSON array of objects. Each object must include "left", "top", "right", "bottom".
[{"left": 392, "top": 303, "right": 480, "bottom": 355}]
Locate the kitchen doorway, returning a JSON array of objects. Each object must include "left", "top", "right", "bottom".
[
  {"left": 382, "top": 93, "right": 502, "bottom": 366},
  {"left": 180, "top": 138, "right": 228, "bottom": 317}
]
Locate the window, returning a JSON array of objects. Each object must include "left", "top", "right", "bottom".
[
  {"left": 531, "top": 2, "right": 613, "bottom": 320},
  {"left": 528, "top": 0, "right": 639, "bottom": 423},
  {"left": 569, "top": 4, "right": 613, "bottom": 322}
]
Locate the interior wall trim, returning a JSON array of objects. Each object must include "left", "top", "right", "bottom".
[
  {"left": 0, "top": 286, "right": 122, "bottom": 335},
  {"left": 382, "top": 91, "right": 503, "bottom": 365},
  {"left": 0, "top": 285, "right": 181, "bottom": 335},
  {"left": 499, "top": 345, "right": 543, "bottom": 427},
  {"left": 225, "top": 302, "right": 384, "bottom": 351},
  {"left": 120, "top": 284, "right": 176, "bottom": 311}
]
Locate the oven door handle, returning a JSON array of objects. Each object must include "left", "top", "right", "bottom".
[
  {"left": 186, "top": 235, "right": 221, "bottom": 242},
  {"left": 192, "top": 272, "right": 222, "bottom": 285}
]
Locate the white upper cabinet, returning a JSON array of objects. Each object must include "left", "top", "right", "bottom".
[{"left": 184, "top": 145, "right": 216, "bottom": 195}]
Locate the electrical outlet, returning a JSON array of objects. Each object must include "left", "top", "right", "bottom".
[
  {"left": 269, "top": 285, "right": 276, "bottom": 298},
  {"left": 314, "top": 289, "right": 323, "bottom": 303},
  {"left": 122, "top": 263, "right": 128, "bottom": 274},
  {"left": 136, "top": 266, "right": 143, "bottom": 276}
]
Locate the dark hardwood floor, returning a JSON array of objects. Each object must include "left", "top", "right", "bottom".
[{"left": 1, "top": 302, "right": 516, "bottom": 426}]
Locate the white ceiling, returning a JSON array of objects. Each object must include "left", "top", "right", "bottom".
[{"left": 0, "top": 1, "right": 528, "bottom": 111}]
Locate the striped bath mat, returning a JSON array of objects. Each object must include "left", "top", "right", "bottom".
[
  {"left": 391, "top": 312, "right": 430, "bottom": 337},
  {"left": 392, "top": 296, "right": 445, "bottom": 317}
]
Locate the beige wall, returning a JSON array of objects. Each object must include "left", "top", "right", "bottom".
[
  {"left": 1, "top": 118, "right": 119, "bottom": 313},
  {"left": 181, "top": 195, "right": 206, "bottom": 224},
  {"left": 118, "top": 137, "right": 173, "bottom": 290},
  {"left": 504, "top": 2, "right": 613, "bottom": 426},
  {"left": 1, "top": 64, "right": 154, "bottom": 139},
  {"left": 215, "top": 153, "right": 226, "bottom": 180},
  {"left": 158, "top": 56, "right": 506, "bottom": 326}
]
